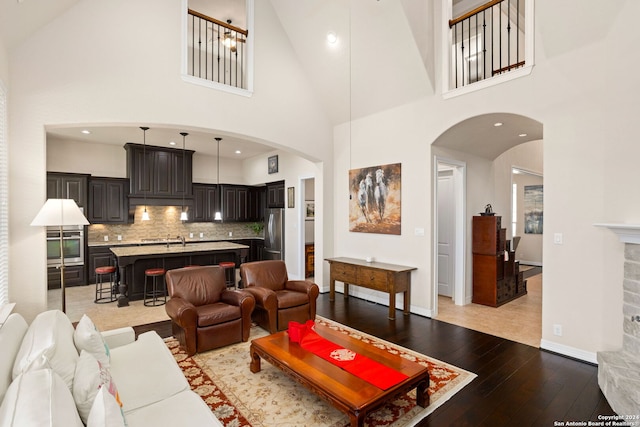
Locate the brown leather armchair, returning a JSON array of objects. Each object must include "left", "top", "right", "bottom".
[
  {"left": 239, "top": 260, "right": 319, "bottom": 334},
  {"left": 165, "top": 266, "right": 255, "bottom": 356}
]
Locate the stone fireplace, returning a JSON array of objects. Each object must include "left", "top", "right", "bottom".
[{"left": 595, "top": 224, "right": 640, "bottom": 415}]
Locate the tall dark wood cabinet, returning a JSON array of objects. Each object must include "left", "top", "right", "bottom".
[
  {"left": 472, "top": 215, "right": 527, "bottom": 307},
  {"left": 46, "top": 172, "right": 89, "bottom": 288}
]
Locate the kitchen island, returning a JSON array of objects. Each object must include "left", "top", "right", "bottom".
[{"left": 110, "top": 241, "right": 249, "bottom": 306}]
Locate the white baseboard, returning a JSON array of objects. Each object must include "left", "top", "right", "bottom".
[
  {"left": 540, "top": 339, "right": 598, "bottom": 364},
  {"left": 319, "top": 286, "right": 432, "bottom": 318}
]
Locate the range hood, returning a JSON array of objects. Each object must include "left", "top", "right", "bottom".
[{"left": 124, "top": 143, "right": 195, "bottom": 216}]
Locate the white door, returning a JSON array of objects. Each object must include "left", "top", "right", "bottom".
[{"left": 438, "top": 169, "right": 455, "bottom": 297}]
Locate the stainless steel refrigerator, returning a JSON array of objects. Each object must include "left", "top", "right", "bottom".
[{"left": 263, "top": 208, "right": 284, "bottom": 260}]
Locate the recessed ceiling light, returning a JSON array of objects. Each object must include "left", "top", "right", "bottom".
[
  {"left": 81, "top": 130, "right": 91, "bottom": 135},
  {"left": 494, "top": 122, "right": 503, "bottom": 127},
  {"left": 519, "top": 133, "right": 528, "bottom": 137},
  {"left": 235, "top": 150, "right": 241, "bottom": 154},
  {"left": 169, "top": 141, "right": 176, "bottom": 146},
  {"left": 327, "top": 32, "right": 338, "bottom": 44}
]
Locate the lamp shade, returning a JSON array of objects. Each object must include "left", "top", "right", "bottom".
[{"left": 31, "top": 199, "right": 89, "bottom": 227}]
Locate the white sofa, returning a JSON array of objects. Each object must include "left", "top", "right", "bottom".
[{"left": 0, "top": 309, "right": 222, "bottom": 427}]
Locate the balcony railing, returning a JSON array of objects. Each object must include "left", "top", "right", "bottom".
[
  {"left": 449, "top": 0, "right": 525, "bottom": 89},
  {"left": 187, "top": 9, "right": 248, "bottom": 89}
]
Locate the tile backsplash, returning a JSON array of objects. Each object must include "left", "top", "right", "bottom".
[{"left": 87, "top": 205, "right": 262, "bottom": 244}]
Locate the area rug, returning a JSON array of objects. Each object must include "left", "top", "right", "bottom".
[{"left": 165, "top": 316, "right": 476, "bottom": 427}]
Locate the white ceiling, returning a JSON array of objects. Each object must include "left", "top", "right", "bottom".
[
  {"left": 433, "top": 113, "right": 543, "bottom": 160},
  {"left": 2, "top": 0, "right": 544, "bottom": 161}
]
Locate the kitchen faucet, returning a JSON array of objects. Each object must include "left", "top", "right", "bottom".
[{"left": 179, "top": 235, "right": 186, "bottom": 247}]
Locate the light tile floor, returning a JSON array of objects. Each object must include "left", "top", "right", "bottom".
[
  {"left": 48, "top": 284, "right": 170, "bottom": 331},
  {"left": 435, "top": 273, "right": 542, "bottom": 347}
]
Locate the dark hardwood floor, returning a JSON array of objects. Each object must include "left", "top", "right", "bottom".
[
  {"left": 140, "top": 292, "right": 614, "bottom": 426},
  {"left": 314, "top": 293, "right": 614, "bottom": 427}
]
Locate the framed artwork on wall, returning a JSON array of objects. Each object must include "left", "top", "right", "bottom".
[
  {"left": 524, "top": 185, "right": 543, "bottom": 234},
  {"left": 348, "top": 162, "right": 401, "bottom": 235},
  {"left": 268, "top": 155, "right": 278, "bottom": 174},
  {"left": 305, "top": 201, "right": 315, "bottom": 220},
  {"left": 287, "top": 187, "right": 295, "bottom": 208}
]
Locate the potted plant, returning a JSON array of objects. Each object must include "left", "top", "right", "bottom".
[{"left": 247, "top": 222, "right": 264, "bottom": 236}]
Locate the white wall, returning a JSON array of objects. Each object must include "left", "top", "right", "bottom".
[
  {"left": 493, "top": 140, "right": 544, "bottom": 265},
  {"left": 8, "top": 0, "right": 332, "bottom": 321},
  {"left": 513, "top": 172, "right": 543, "bottom": 265},
  {"left": 243, "top": 149, "right": 319, "bottom": 281}
]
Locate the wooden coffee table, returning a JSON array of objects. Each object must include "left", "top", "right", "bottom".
[{"left": 250, "top": 323, "right": 430, "bottom": 427}]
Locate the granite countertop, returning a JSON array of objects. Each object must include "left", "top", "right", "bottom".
[
  {"left": 89, "top": 236, "right": 263, "bottom": 247},
  {"left": 109, "top": 241, "right": 250, "bottom": 257}
]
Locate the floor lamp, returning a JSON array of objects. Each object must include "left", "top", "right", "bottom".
[{"left": 31, "top": 199, "right": 89, "bottom": 313}]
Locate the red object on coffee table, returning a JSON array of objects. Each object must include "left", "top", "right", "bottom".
[{"left": 289, "top": 321, "right": 408, "bottom": 390}]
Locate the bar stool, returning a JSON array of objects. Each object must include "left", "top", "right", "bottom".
[
  {"left": 94, "top": 266, "right": 117, "bottom": 304},
  {"left": 219, "top": 262, "right": 236, "bottom": 289},
  {"left": 144, "top": 268, "right": 167, "bottom": 306}
]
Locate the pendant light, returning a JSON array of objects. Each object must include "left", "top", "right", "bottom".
[
  {"left": 179, "top": 132, "right": 189, "bottom": 221},
  {"left": 214, "top": 137, "right": 223, "bottom": 221},
  {"left": 140, "top": 126, "right": 150, "bottom": 221}
]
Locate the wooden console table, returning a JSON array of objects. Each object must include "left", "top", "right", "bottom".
[{"left": 325, "top": 257, "right": 416, "bottom": 320}]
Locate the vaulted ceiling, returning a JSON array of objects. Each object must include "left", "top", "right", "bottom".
[{"left": 0, "top": 0, "right": 542, "bottom": 159}]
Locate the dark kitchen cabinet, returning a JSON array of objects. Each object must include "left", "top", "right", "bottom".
[
  {"left": 266, "top": 181, "right": 285, "bottom": 208},
  {"left": 47, "top": 265, "right": 86, "bottom": 289},
  {"left": 88, "top": 177, "right": 129, "bottom": 224},
  {"left": 251, "top": 239, "right": 264, "bottom": 262},
  {"left": 221, "top": 185, "right": 263, "bottom": 222},
  {"left": 191, "top": 183, "right": 219, "bottom": 222},
  {"left": 46, "top": 172, "right": 89, "bottom": 209},
  {"left": 250, "top": 187, "right": 266, "bottom": 221},
  {"left": 124, "top": 143, "right": 194, "bottom": 201}
]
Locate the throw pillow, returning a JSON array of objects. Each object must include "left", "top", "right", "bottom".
[
  {"left": 12, "top": 309, "right": 79, "bottom": 389},
  {"left": 86, "top": 386, "right": 127, "bottom": 427},
  {"left": 73, "top": 350, "right": 122, "bottom": 424},
  {"left": 0, "top": 369, "right": 84, "bottom": 427},
  {"left": 74, "top": 314, "right": 111, "bottom": 369}
]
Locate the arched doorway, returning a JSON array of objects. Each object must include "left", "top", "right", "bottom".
[{"left": 431, "top": 112, "right": 543, "bottom": 346}]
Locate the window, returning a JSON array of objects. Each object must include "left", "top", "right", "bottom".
[{"left": 0, "top": 81, "right": 8, "bottom": 305}]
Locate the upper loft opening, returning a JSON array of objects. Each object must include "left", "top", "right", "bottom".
[
  {"left": 182, "top": 0, "right": 254, "bottom": 97},
  {"left": 443, "top": 0, "right": 534, "bottom": 98}
]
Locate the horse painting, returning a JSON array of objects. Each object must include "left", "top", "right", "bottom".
[{"left": 348, "top": 163, "right": 401, "bottom": 235}]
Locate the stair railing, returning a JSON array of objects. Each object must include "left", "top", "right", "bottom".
[
  {"left": 449, "top": 0, "right": 525, "bottom": 89},
  {"left": 187, "top": 9, "right": 248, "bottom": 89}
]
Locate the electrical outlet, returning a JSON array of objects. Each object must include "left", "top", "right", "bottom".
[
  {"left": 103, "top": 236, "right": 109, "bottom": 242},
  {"left": 199, "top": 233, "right": 204, "bottom": 238},
  {"left": 553, "top": 324, "right": 563, "bottom": 336},
  {"left": 228, "top": 231, "right": 233, "bottom": 237},
  {"left": 117, "top": 235, "right": 122, "bottom": 241},
  {"left": 189, "top": 233, "right": 193, "bottom": 238},
  {"left": 554, "top": 233, "right": 563, "bottom": 244}
]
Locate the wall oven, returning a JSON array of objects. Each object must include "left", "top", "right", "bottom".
[{"left": 46, "top": 226, "right": 85, "bottom": 267}]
